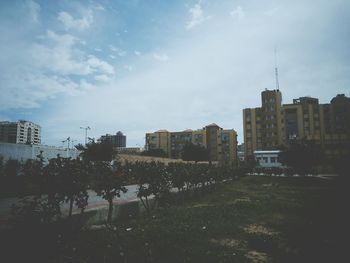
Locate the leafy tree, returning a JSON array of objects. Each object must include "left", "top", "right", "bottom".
[
  {"left": 279, "top": 140, "right": 324, "bottom": 175},
  {"left": 92, "top": 161, "right": 127, "bottom": 224},
  {"left": 60, "top": 158, "right": 90, "bottom": 219},
  {"left": 141, "top": 148, "right": 168, "bottom": 158},
  {"left": 76, "top": 140, "right": 115, "bottom": 162},
  {"left": 130, "top": 161, "right": 170, "bottom": 214},
  {"left": 181, "top": 143, "right": 209, "bottom": 162}
]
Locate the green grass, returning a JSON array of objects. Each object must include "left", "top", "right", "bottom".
[{"left": 3, "top": 176, "right": 346, "bottom": 262}]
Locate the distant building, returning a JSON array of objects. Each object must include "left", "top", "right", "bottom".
[
  {"left": 145, "top": 124, "right": 238, "bottom": 164},
  {"left": 99, "top": 131, "right": 126, "bottom": 148},
  {"left": 0, "top": 120, "right": 41, "bottom": 145},
  {"left": 115, "top": 147, "right": 141, "bottom": 154},
  {"left": 243, "top": 90, "right": 350, "bottom": 159}
]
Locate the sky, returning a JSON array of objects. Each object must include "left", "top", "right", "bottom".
[{"left": 1, "top": 0, "right": 350, "bottom": 147}]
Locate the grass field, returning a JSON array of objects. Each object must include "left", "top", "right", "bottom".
[{"left": 3, "top": 175, "right": 347, "bottom": 263}]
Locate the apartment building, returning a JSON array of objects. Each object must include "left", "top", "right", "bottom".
[
  {"left": 0, "top": 120, "right": 41, "bottom": 145},
  {"left": 243, "top": 90, "right": 350, "bottom": 158},
  {"left": 145, "top": 124, "right": 237, "bottom": 164},
  {"left": 99, "top": 131, "right": 126, "bottom": 148}
]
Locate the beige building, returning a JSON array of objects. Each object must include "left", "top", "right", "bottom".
[
  {"left": 243, "top": 90, "right": 350, "bottom": 158},
  {"left": 146, "top": 124, "right": 237, "bottom": 164},
  {"left": 0, "top": 120, "right": 41, "bottom": 145}
]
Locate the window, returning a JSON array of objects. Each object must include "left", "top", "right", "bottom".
[{"left": 270, "top": 157, "right": 276, "bottom": 163}]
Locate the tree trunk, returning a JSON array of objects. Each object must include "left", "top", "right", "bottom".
[
  {"left": 107, "top": 198, "right": 113, "bottom": 224},
  {"left": 68, "top": 196, "right": 74, "bottom": 219}
]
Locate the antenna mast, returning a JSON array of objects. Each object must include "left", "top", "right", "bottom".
[{"left": 274, "top": 47, "right": 280, "bottom": 90}]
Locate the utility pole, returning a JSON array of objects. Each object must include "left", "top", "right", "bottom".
[
  {"left": 62, "top": 137, "right": 71, "bottom": 149},
  {"left": 80, "top": 126, "right": 91, "bottom": 145}
]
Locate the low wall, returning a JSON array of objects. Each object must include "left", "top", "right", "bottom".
[{"left": 0, "top": 142, "right": 80, "bottom": 163}]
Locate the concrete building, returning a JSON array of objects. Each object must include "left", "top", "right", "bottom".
[
  {"left": 243, "top": 90, "right": 350, "bottom": 159},
  {"left": 146, "top": 124, "right": 238, "bottom": 164},
  {"left": 0, "top": 142, "right": 80, "bottom": 163},
  {"left": 99, "top": 131, "right": 126, "bottom": 148},
  {"left": 254, "top": 150, "right": 283, "bottom": 168},
  {"left": 146, "top": 129, "right": 171, "bottom": 157},
  {"left": 0, "top": 120, "right": 41, "bottom": 145},
  {"left": 115, "top": 147, "right": 142, "bottom": 154}
]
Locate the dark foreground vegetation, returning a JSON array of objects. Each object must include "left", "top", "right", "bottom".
[{"left": 1, "top": 175, "right": 347, "bottom": 263}]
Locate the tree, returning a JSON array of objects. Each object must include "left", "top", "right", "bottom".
[
  {"left": 60, "top": 158, "right": 90, "bottom": 219},
  {"left": 181, "top": 143, "right": 209, "bottom": 162},
  {"left": 76, "top": 140, "right": 115, "bottom": 161},
  {"left": 92, "top": 161, "right": 127, "bottom": 224},
  {"left": 141, "top": 148, "right": 167, "bottom": 158},
  {"left": 279, "top": 140, "right": 324, "bottom": 175}
]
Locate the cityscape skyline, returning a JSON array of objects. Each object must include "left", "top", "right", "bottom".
[{"left": 1, "top": 0, "right": 350, "bottom": 147}]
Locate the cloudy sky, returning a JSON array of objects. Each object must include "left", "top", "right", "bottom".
[{"left": 1, "top": 0, "right": 349, "bottom": 147}]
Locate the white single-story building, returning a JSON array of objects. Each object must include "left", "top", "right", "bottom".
[{"left": 254, "top": 150, "right": 283, "bottom": 168}]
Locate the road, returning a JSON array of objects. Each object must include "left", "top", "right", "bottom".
[{"left": 0, "top": 184, "right": 140, "bottom": 227}]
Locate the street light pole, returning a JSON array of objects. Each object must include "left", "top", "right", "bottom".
[{"left": 80, "top": 126, "right": 91, "bottom": 145}]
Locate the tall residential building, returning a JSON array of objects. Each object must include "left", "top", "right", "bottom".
[
  {"left": 243, "top": 90, "right": 350, "bottom": 158},
  {"left": 99, "top": 131, "right": 126, "bottom": 148},
  {"left": 0, "top": 120, "right": 41, "bottom": 145},
  {"left": 145, "top": 124, "right": 237, "bottom": 164}
]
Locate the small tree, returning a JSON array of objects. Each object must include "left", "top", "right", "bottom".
[
  {"left": 76, "top": 140, "right": 115, "bottom": 162},
  {"left": 131, "top": 161, "right": 170, "bottom": 214},
  {"left": 60, "top": 158, "right": 90, "bottom": 219},
  {"left": 279, "top": 140, "right": 324, "bottom": 175},
  {"left": 181, "top": 143, "right": 209, "bottom": 162},
  {"left": 92, "top": 161, "right": 127, "bottom": 224}
]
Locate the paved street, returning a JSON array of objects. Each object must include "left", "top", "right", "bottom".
[{"left": 0, "top": 184, "right": 140, "bottom": 226}]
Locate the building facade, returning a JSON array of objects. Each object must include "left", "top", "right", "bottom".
[
  {"left": 0, "top": 120, "right": 41, "bottom": 145},
  {"left": 254, "top": 150, "right": 283, "bottom": 168},
  {"left": 146, "top": 124, "right": 238, "bottom": 164},
  {"left": 99, "top": 131, "right": 126, "bottom": 148},
  {"left": 243, "top": 90, "right": 350, "bottom": 159}
]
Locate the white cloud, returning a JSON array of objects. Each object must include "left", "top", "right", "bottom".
[
  {"left": 95, "top": 74, "right": 112, "bottom": 82},
  {"left": 109, "top": 45, "right": 127, "bottom": 57},
  {"left": 0, "top": 73, "right": 85, "bottom": 109},
  {"left": 230, "top": 6, "right": 245, "bottom": 20},
  {"left": 31, "top": 31, "right": 115, "bottom": 77},
  {"left": 153, "top": 53, "right": 169, "bottom": 62},
  {"left": 94, "top": 4, "right": 105, "bottom": 11},
  {"left": 94, "top": 48, "right": 102, "bottom": 52},
  {"left": 57, "top": 10, "right": 93, "bottom": 31},
  {"left": 186, "top": 2, "right": 210, "bottom": 30},
  {"left": 87, "top": 55, "right": 115, "bottom": 75},
  {"left": 134, "top": 50, "right": 141, "bottom": 56},
  {"left": 26, "top": 0, "right": 40, "bottom": 23},
  {"left": 0, "top": 28, "right": 115, "bottom": 110}
]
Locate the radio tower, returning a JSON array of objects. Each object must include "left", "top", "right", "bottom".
[{"left": 274, "top": 47, "right": 280, "bottom": 90}]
